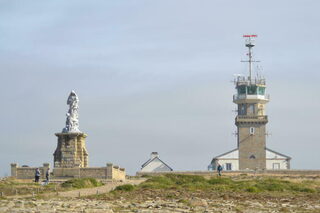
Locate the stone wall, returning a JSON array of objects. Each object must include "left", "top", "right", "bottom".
[
  {"left": 11, "top": 163, "right": 50, "bottom": 179},
  {"left": 54, "top": 133, "right": 88, "bottom": 168},
  {"left": 11, "top": 163, "right": 125, "bottom": 180},
  {"left": 238, "top": 124, "right": 267, "bottom": 170},
  {"left": 52, "top": 163, "right": 125, "bottom": 180}
]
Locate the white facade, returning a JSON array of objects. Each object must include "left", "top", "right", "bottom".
[
  {"left": 141, "top": 152, "right": 173, "bottom": 172},
  {"left": 266, "top": 149, "right": 290, "bottom": 170},
  {"left": 210, "top": 148, "right": 290, "bottom": 171}
]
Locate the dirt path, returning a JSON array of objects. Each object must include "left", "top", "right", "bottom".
[
  {"left": 54, "top": 179, "right": 145, "bottom": 198},
  {"left": 7, "top": 179, "right": 145, "bottom": 199}
]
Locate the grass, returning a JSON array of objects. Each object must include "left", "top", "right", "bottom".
[
  {"left": 61, "top": 178, "right": 104, "bottom": 189},
  {"left": 0, "top": 177, "right": 104, "bottom": 196},
  {"left": 113, "top": 184, "right": 135, "bottom": 192},
  {"left": 128, "top": 174, "right": 319, "bottom": 193},
  {"left": 0, "top": 177, "right": 59, "bottom": 196}
]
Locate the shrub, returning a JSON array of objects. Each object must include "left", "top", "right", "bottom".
[
  {"left": 246, "top": 186, "right": 260, "bottom": 193},
  {"left": 61, "top": 178, "right": 103, "bottom": 189},
  {"left": 114, "top": 184, "right": 135, "bottom": 192},
  {"left": 208, "top": 177, "right": 233, "bottom": 185}
]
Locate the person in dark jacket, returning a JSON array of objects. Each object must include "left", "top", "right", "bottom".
[
  {"left": 45, "top": 168, "right": 50, "bottom": 183},
  {"left": 217, "top": 164, "right": 223, "bottom": 176},
  {"left": 35, "top": 168, "right": 41, "bottom": 182}
]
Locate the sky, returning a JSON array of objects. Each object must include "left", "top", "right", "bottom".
[{"left": 0, "top": 0, "right": 320, "bottom": 176}]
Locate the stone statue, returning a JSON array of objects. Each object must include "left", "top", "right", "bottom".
[{"left": 62, "top": 90, "right": 80, "bottom": 133}]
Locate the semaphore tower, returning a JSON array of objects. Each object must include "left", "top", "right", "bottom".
[
  {"left": 209, "top": 35, "right": 291, "bottom": 171},
  {"left": 234, "top": 35, "right": 269, "bottom": 170}
]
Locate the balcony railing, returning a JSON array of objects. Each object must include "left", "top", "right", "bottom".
[
  {"left": 237, "top": 115, "right": 268, "bottom": 120},
  {"left": 233, "top": 94, "right": 270, "bottom": 101},
  {"left": 236, "top": 115, "right": 268, "bottom": 123},
  {"left": 235, "top": 77, "right": 266, "bottom": 86}
]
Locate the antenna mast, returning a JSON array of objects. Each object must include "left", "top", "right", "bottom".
[{"left": 242, "top": 35, "right": 259, "bottom": 84}]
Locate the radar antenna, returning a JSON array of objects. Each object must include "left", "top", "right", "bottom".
[{"left": 241, "top": 35, "right": 260, "bottom": 83}]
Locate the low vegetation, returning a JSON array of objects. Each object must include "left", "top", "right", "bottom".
[
  {"left": 113, "top": 184, "right": 135, "bottom": 192},
  {"left": 0, "top": 177, "right": 58, "bottom": 196},
  {"left": 61, "top": 178, "right": 104, "bottom": 189},
  {"left": 137, "top": 174, "right": 318, "bottom": 193},
  {"left": 0, "top": 177, "right": 104, "bottom": 196},
  {"left": 92, "top": 174, "right": 320, "bottom": 203},
  {"left": 139, "top": 174, "right": 319, "bottom": 193}
]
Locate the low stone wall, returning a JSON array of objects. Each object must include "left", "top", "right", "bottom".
[
  {"left": 11, "top": 163, "right": 50, "bottom": 179},
  {"left": 11, "top": 163, "right": 126, "bottom": 180},
  {"left": 111, "top": 165, "right": 126, "bottom": 181},
  {"left": 52, "top": 163, "right": 125, "bottom": 180},
  {"left": 137, "top": 170, "right": 320, "bottom": 177}
]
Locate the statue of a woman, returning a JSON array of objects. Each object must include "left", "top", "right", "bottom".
[{"left": 62, "top": 91, "right": 80, "bottom": 133}]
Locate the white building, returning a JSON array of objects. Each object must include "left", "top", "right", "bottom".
[
  {"left": 141, "top": 152, "right": 173, "bottom": 172},
  {"left": 209, "top": 148, "right": 291, "bottom": 171}
]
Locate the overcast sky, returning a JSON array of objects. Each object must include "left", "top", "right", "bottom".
[{"left": 0, "top": 0, "right": 320, "bottom": 176}]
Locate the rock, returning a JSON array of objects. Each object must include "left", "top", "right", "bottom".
[{"left": 189, "top": 198, "right": 208, "bottom": 207}]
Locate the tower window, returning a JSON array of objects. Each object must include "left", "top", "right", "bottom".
[
  {"left": 247, "top": 85, "right": 257, "bottom": 94},
  {"left": 239, "top": 104, "right": 246, "bottom": 115},
  {"left": 248, "top": 104, "right": 255, "bottom": 115},
  {"left": 249, "top": 127, "right": 255, "bottom": 135}
]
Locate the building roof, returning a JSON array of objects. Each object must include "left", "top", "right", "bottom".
[
  {"left": 266, "top": 148, "right": 292, "bottom": 160},
  {"left": 141, "top": 156, "right": 173, "bottom": 171},
  {"left": 212, "top": 148, "right": 238, "bottom": 160},
  {"left": 211, "top": 147, "right": 291, "bottom": 161}
]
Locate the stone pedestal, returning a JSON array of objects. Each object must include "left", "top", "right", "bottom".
[{"left": 53, "top": 132, "right": 88, "bottom": 168}]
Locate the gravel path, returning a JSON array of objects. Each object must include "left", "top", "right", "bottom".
[{"left": 54, "top": 179, "right": 145, "bottom": 198}]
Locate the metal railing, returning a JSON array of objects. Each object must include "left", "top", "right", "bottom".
[
  {"left": 233, "top": 94, "right": 270, "bottom": 101},
  {"left": 236, "top": 115, "right": 268, "bottom": 120}
]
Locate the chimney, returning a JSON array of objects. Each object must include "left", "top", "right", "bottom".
[{"left": 150, "top": 152, "right": 159, "bottom": 159}]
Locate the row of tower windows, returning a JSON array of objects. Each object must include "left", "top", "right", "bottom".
[
  {"left": 239, "top": 104, "right": 255, "bottom": 115},
  {"left": 238, "top": 103, "right": 265, "bottom": 116},
  {"left": 237, "top": 85, "right": 266, "bottom": 95}
]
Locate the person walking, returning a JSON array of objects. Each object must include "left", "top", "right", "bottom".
[
  {"left": 217, "top": 164, "right": 223, "bottom": 176},
  {"left": 35, "top": 168, "right": 41, "bottom": 183},
  {"left": 45, "top": 168, "right": 50, "bottom": 184}
]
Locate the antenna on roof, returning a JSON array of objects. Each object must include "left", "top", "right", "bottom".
[{"left": 241, "top": 35, "right": 260, "bottom": 84}]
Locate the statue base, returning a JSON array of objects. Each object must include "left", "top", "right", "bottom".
[{"left": 53, "top": 132, "right": 88, "bottom": 168}]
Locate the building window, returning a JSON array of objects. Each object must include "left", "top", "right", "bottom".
[
  {"left": 226, "top": 163, "right": 232, "bottom": 170},
  {"left": 273, "top": 163, "right": 280, "bottom": 170},
  {"left": 249, "top": 155, "right": 256, "bottom": 159},
  {"left": 249, "top": 127, "right": 255, "bottom": 135},
  {"left": 239, "top": 104, "right": 246, "bottom": 115},
  {"left": 248, "top": 104, "right": 255, "bottom": 115}
]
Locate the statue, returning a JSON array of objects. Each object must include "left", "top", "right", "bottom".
[{"left": 62, "top": 90, "right": 80, "bottom": 133}]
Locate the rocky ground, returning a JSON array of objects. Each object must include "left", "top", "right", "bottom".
[
  {"left": 0, "top": 195, "right": 319, "bottom": 213},
  {"left": 1, "top": 175, "right": 320, "bottom": 212}
]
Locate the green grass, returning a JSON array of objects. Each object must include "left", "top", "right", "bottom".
[
  {"left": 135, "top": 174, "right": 318, "bottom": 193},
  {"left": 113, "top": 184, "right": 135, "bottom": 192},
  {"left": 0, "top": 178, "right": 60, "bottom": 196},
  {"left": 61, "top": 178, "right": 104, "bottom": 189}
]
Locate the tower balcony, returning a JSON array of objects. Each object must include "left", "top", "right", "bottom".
[
  {"left": 233, "top": 94, "right": 269, "bottom": 104},
  {"left": 235, "top": 115, "right": 268, "bottom": 124}
]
